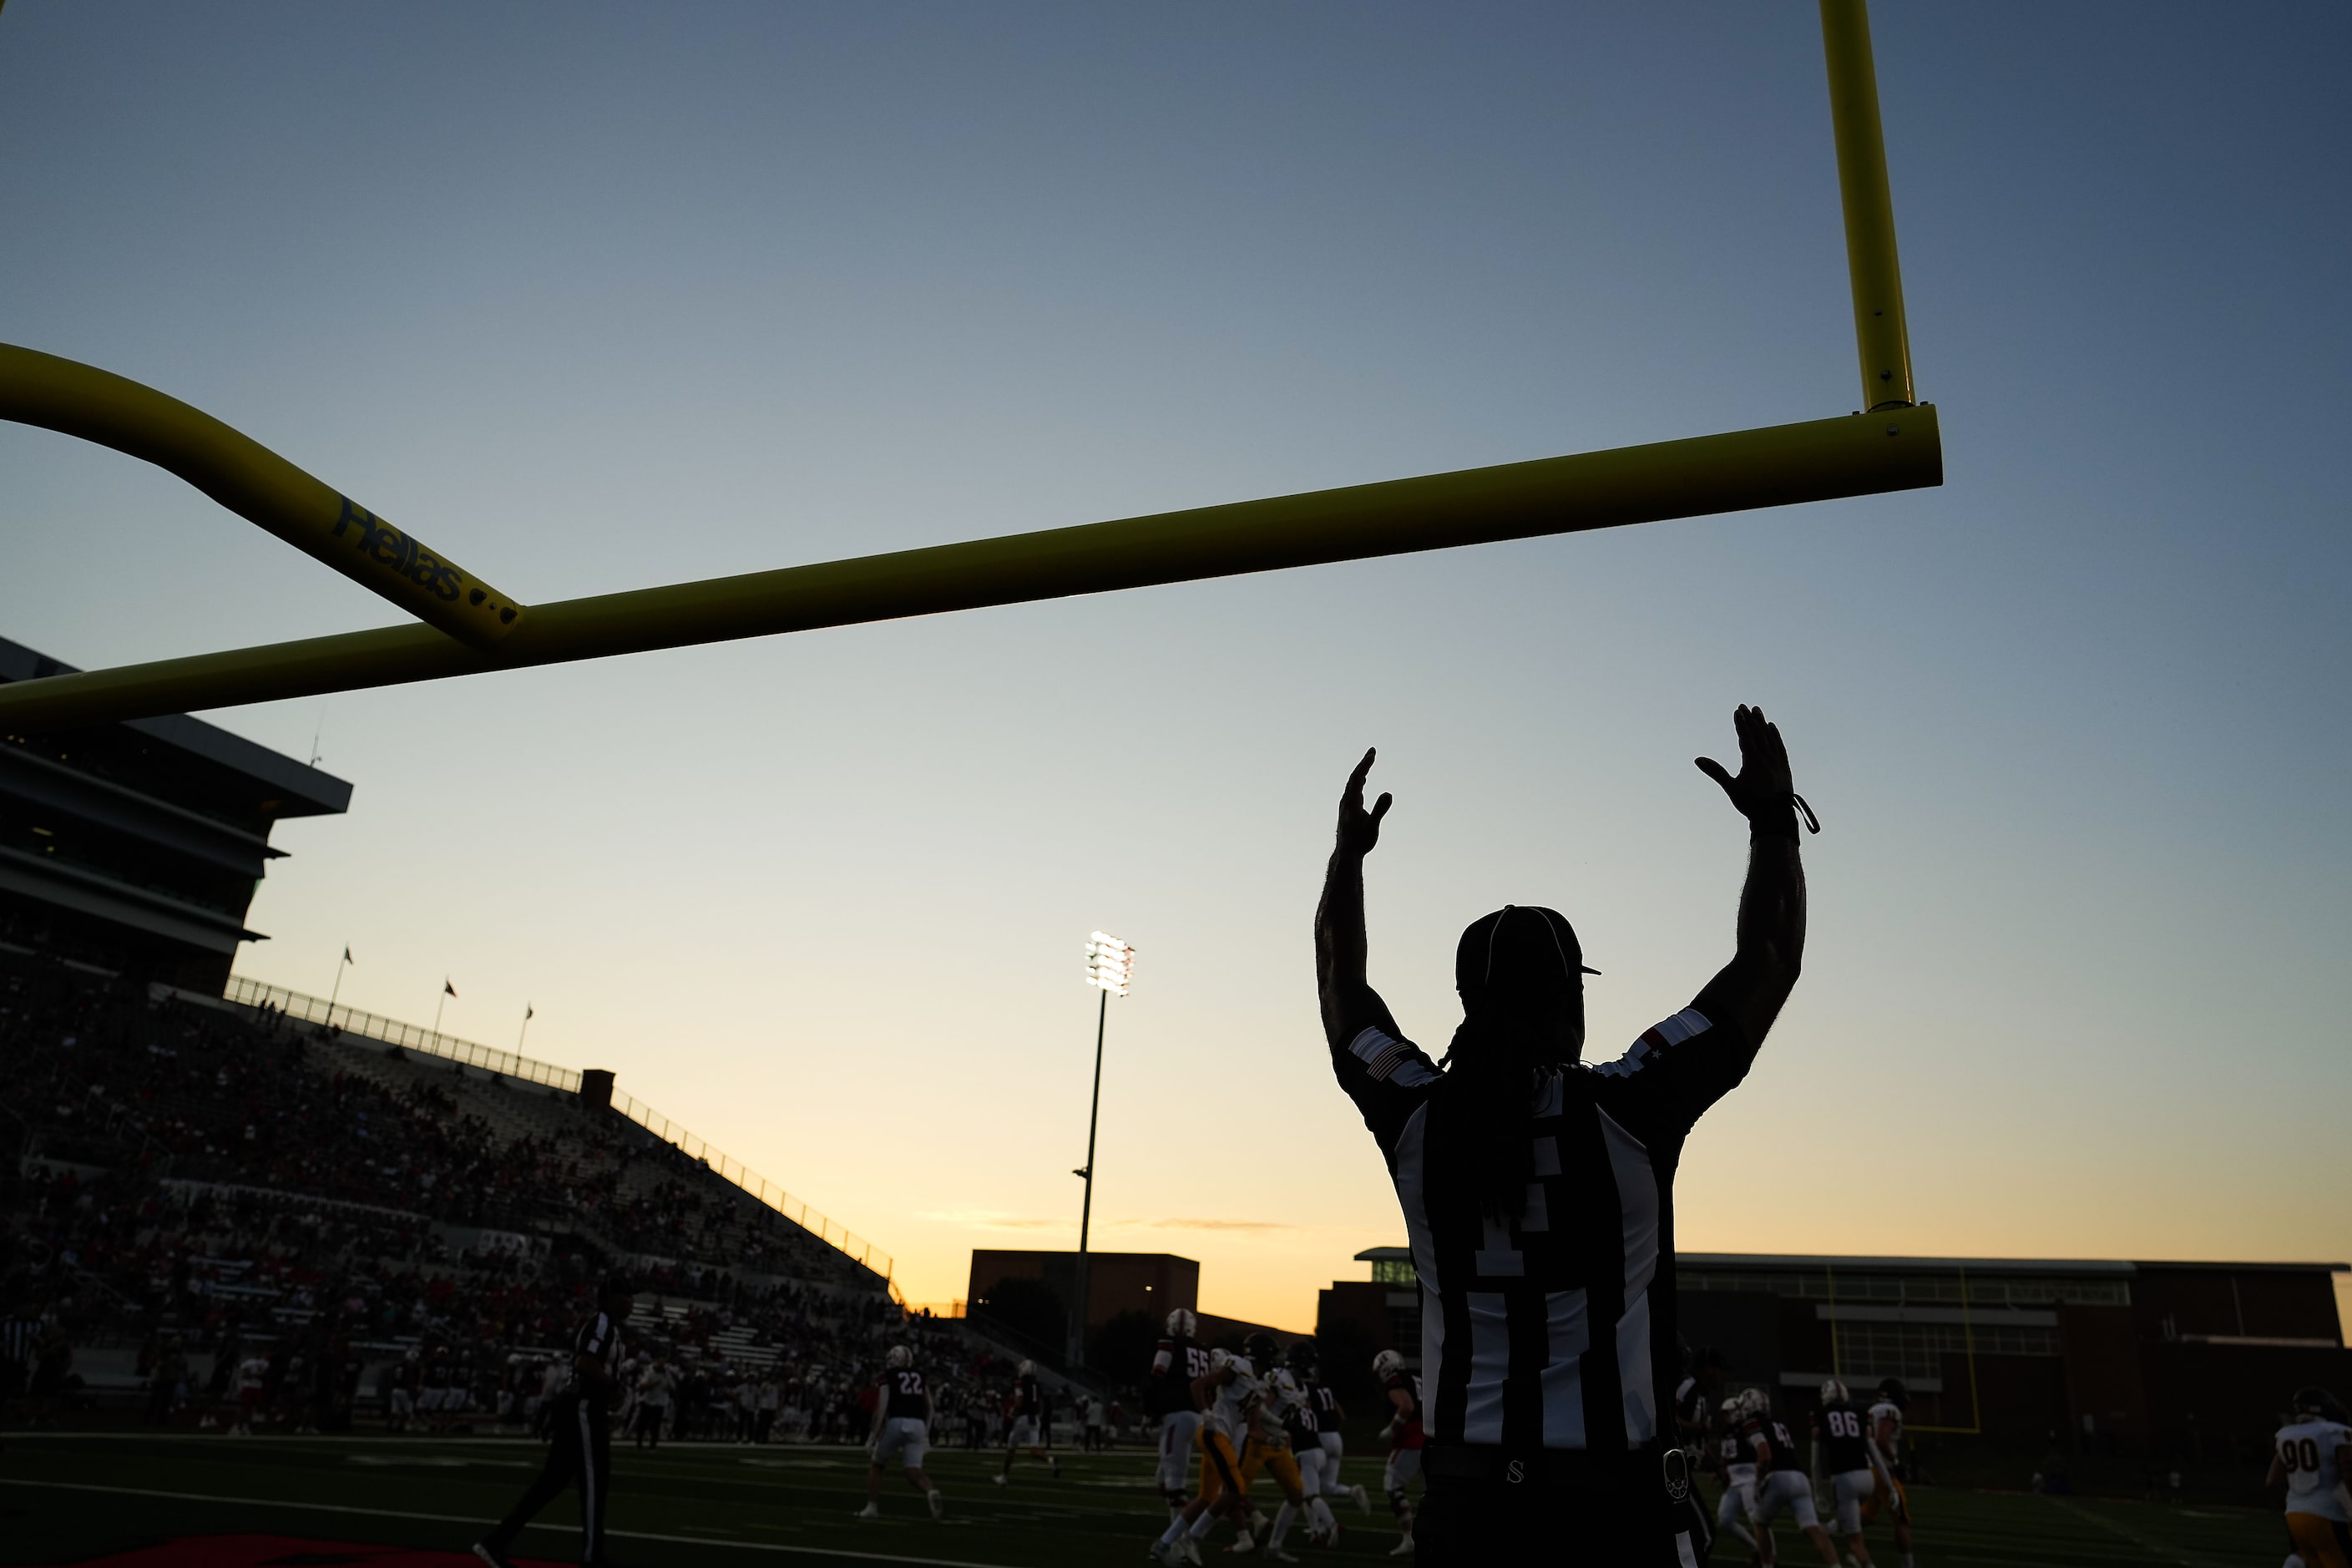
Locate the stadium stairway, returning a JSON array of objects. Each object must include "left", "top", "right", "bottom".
[
  {"left": 298, "top": 1022, "right": 873, "bottom": 1295},
  {"left": 164, "top": 977, "right": 895, "bottom": 1300},
  {"left": 311, "top": 1031, "right": 591, "bottom": 1151},
  {"left": 629, "top": 1296, "right": 783, "bottom": 1372}
]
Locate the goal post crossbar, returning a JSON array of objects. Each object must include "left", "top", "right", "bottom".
[
  {"left": 0, "top": 407, "right": 1941, "bottom": 729},
  {"left": 0, "top": 1, "right": 1930, "bottom": 733}
]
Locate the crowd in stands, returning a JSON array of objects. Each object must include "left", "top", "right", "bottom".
[{"left": 0, "top": 950, "right": 1027, "bottom": 1439}]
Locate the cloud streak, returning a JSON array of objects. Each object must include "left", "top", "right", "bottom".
[
  {"left": 915, "top": 1211, "right": 1070, "bottom": 1231},
  {"left": 918, "top": 1212, "right": 1321, "bottom": 1236}
]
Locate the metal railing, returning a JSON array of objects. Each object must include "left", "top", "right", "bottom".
[
  {"left": 604, "top": 1088, "right": 893, "bottom": 1282},
  {"left": 903, "top": 1298, "right": 966, "bottom": 1320},
  {"left": 223, "top": 974, "right": 580, "bottom": 1090},
  {"left": 216, "top": 973, "right": 893, "bottom": 1287}
]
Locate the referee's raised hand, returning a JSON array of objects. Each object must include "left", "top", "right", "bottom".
[
  {"left": 1335, "top": 747, "right": 1393, "bottom": 857},
  {"left": 1694, "top": 704, "right": 1798, "bottom": 830}
]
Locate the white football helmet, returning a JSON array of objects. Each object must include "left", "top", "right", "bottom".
[
  {"left": 2291, "top": 1385, "right": 2345, "bottom": 1422},
  {"left": 886, "top": 1344, "right": 913, "bottom": 1369},
  {"left": 1741, "top": 1386, "right": 1773, "bottom": 1419},
  {"left": 1719, "top": 1395, "right": 1743, "bottom": 1420},
  {"left": 1372, "top": 1349, "right": 1405, "bottom": 1377},
  {"left": 1016, "top": 1359, "right": 1034, "bottom": 1378},
  {"left": 1166, "top": 1308, "right": 1197, "bottom": 1338},
  {"left": 1819, "top": 1378, "right": 1848, "bottom": 1405},
  {"left": 1209, "top": 1348, "right": 1234, "bottom": 1373}
]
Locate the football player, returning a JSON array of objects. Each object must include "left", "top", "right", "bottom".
[
  {"left": 1373, "top": 1348, "right": 1424, "bottom": 1557},
  {"left": 1237, "top": 1332, "right": 1319, "bottom": 1561},
  {"left": 1153, "top": 1343, "right": 1261, "bottom": 1565},
  {"left": 1864, "top": 1378, "right": 1915, "bottom": 1568},
  {"left": 1303, "top": 1347, "right": 1372, "bottom": 1520},
  {"left": 992, "top": 1360, "right": 1060, "bottom": 1485},
  {"left": 1150, "top": 1308, "right": 1211, "bottom": 1521},
  {"left": 857, "top": 1345, "right": 944, "bottom": 1521},
  {"left": 1811, "top": 1379, "right": 1877, "bottom": 1565},
  {"left": 1674, "top": 1348, "right": 1728, "bottom": 1562},
  {"left": 1283, "top": 1342, "right": 1358, "bottom": 1543},
  {"left": 2268, "top": 1385, "right": 2352, "bottom": 1568},
  {"left": 1741, "top": 1386, "right": 1840, "bottom": 1566},
  {"left": 1713, "top": 1393, "right": 1764, "bottom": 1564}
]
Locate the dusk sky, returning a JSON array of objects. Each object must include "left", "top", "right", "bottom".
[{"left": 3, "top": 3, "right": 2346, "bottom": 1331}]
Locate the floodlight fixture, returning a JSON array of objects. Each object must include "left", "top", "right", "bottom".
[{"left": 1085, "top": 931, "right": 1135, "bottom": 997}]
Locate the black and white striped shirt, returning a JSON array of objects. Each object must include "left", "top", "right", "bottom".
[
  {"left": 1333, "top": 1008, "right": 1754, "bottom": 1453},
  {"left": 569, "top": 1309, "right": 627, "bottom": 1410}
]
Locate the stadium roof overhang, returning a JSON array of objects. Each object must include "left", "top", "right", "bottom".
[
  {"left": 0, "top": 850, "right": 263, "bottom": 953},
  {"left": 0, "top": 636, "right": 352, "bottom": 821},
  {"left": 1, "top": 635, "right": 348, "bottom": 974}
]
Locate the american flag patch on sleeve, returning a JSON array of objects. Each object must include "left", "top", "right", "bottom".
[
  {"left": 1348, "top": 1026, "right": 1434, "bottom": 1085},
  {"left": 1592, "top": 1008, "right": 1712, "bottom": 1078}
]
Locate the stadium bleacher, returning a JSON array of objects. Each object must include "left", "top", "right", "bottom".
[{"left": 0, "top": 948, "right": 1048, "bottom": 1442}]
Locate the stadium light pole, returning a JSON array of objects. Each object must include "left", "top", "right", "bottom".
[{"left": 1071, "top": 931, "right": 1134, "bottom": 1368}]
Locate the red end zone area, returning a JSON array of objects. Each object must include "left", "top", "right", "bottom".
[{"left": 40, "top": 1541, "right": 561, "bottom": 1568}]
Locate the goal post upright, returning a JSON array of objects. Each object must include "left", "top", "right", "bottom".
[
  {"left": 1821, "top": 0, "right": 1916, "bottom": 413},
  {"left": 0, "top": 3, "right": 1936, "bottom": 734},
  {"left": 0, "top": 344, "right": 529, "bottom": 650}
]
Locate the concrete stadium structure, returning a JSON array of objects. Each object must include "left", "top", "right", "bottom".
[{"left": 0, "top": 634, "right": 348, "bottom": 992}]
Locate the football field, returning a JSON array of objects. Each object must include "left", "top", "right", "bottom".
[{"left": 0, "top": 1434, "right": 2289, "bottom": 1567}]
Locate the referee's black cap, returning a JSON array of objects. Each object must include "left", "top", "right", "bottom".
[
  {"left": 599, "top": 1273, "right": 638, "bottom": 1301},
  {"left": 1456, "top": 905, "right": 1599, "bottom": 997}
]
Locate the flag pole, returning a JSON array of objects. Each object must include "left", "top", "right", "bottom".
[
  {"left": 327, "top": 946, "right": 351, "bottom": 1019},
  {"left": 432, "top": 980, "right": 450, "bottom": 1039},
  {"left": 516, "top": 1004, "right": 534, "bottom": 1055}
]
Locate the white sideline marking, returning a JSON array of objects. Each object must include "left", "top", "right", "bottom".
[{"left": 0, "top": 1479, "right": 1015, "bottom": 1568}]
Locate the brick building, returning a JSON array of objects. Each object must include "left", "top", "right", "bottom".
[{"left": 1320, "top": 1247, "right": 2349, "bottom": 1457}]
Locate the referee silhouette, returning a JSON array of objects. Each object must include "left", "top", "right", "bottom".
[
  {"left": 475, "top": 1277, "right": 636, "bottom": 1568},
  {"left": 1316, "top": 706, "right": 1808, "bottom": 1565}
]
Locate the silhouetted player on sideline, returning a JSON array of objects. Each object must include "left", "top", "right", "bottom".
[
  {"left": 1374, "top": 1348, "right": 1424, "bottom": 1555},
  {"left": 1316, "top": 706, "right": 1810, "bottom": 1565},
  {"left": 1150, "top": 1308, "right": 1211, "bottom": 1521},
  {"left": 474, "top": 1277, "right": 635, "bottom": 1568},
  {"left": 1812, "top": 1378, "right": 1879, "bottom": 1566},
  {"left": 994, "top": 1359, "right": 1060, "bottom": 1484},
  {"left": 1864, "top": 1378, "right": 1916, "bottom": 1567},
  {"left": 1672, "top": 1348, "right": 1727, "bottom": 1562},
  {"left": 858, "top": 1343, "right": 944, "bottom": 1520},
  {"left": 2269, "top": 1386, "right": 2349, "bottom": 1568}
]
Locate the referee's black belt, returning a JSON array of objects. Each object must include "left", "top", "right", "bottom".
[{"left": 1424, "top": 1441, "right": 1662, "bottom": 1485}]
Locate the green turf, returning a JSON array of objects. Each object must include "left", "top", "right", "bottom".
[{"left": 0, "top": 1433, "right": 2293, "bottom": 1567}]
